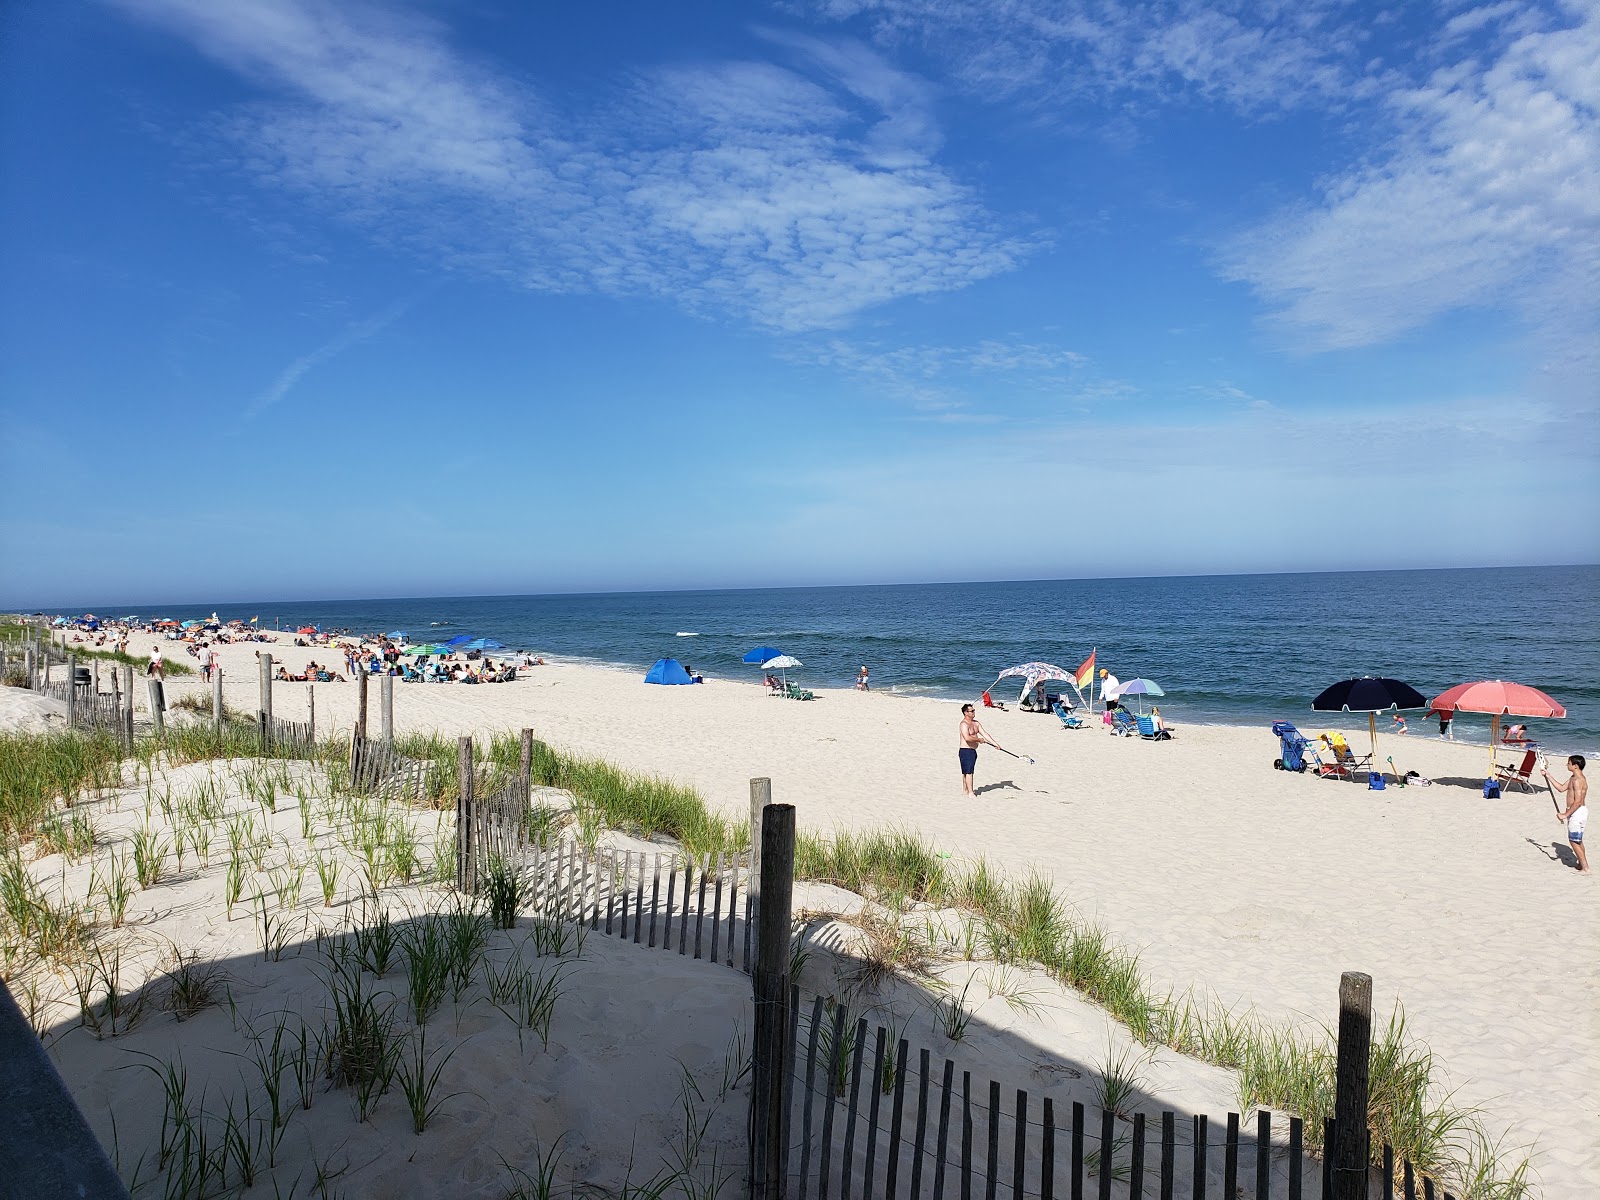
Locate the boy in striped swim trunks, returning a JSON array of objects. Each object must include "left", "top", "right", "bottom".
[{"left": 1544, "top": 755, "right": 1588, "bottom": 874}]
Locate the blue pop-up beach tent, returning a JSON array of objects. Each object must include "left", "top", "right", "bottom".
[{"left": 644, "top": 657, "right": 693, "bottom": 685}]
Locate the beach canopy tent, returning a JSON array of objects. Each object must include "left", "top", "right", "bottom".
[
  {"left": 1428, "top": 680, "right": 1566, "bottom": 775},
  {"left": 464, "top": 638, "right": 504, "bottom": 651},
  {"left": 645, "top": 657, "right": 693, "bottom": 685},
  {"left": 742, "top": 646, "right": 784, "bottom": 664},
  {"left": 1311, "top": 676, "right": 1427, "bottom": 780},
  {"left": 991, "top": 662, "right": 1086, "bottom": 709},
  {"left": 1116, "top": 677, "right": 1166, "bottom": 714}
]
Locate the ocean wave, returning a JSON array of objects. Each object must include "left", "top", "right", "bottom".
[{"left": 675, "top": 632, "right": 699, "bottom": 637}]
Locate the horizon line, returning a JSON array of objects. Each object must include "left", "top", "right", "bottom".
[{"left": 8, "top": 560, "right": 1595, "bottom": 615}]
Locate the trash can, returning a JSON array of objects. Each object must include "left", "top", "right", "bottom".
[{"left": 74, "top": 667, "right": 92, "bottom": 687}]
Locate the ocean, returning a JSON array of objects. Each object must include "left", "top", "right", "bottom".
[{"left": 80, "top": 565, "right": 1599, "bottom": 749}]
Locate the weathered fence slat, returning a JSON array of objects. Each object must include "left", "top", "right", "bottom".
[
  {"left": 1098, "top": 1106, "right": 1114, "bottom": 1200},
  {"left": 863, "top": 1027, "right": 886, "bottom": 1200},
  {"left": 1160, "top": 1110, "right": 1175, "bottom": 1200},
  {"left": 985, "top": 1079, "right": 1000, "bottom": 1200},
  {"left": 910, "top": 1046, "right": 931, "bottom": 1200},
  {"left": 840, "top": 1017, "right": 868, "bottom": 1200},
  {"left": 799, "top": 994, "right": 825, "bottom": 1200},
  {"left": 886, "top": 1039, "right": 908, "bottom": 1200},
  {"left": 933, "top": 1059, "right": 954, "bottom": 1200},
  {"left": 1071, "top": 1101, "right": 1085, "bottom": 1200}
]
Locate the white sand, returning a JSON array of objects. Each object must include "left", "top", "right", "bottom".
[{"left": 31, "top": 632, "right": 1600, "bottom": 1193}]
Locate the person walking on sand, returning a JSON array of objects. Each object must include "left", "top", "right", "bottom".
[
  {"left": 1544, "top": 755, "right": 1589, "bottom": 874},
  {"left": 958, "top": 703, "right": 1002, "bottom": 797},
  {"left": 857, "top": 665, "right": 870, "bottom": 691}
]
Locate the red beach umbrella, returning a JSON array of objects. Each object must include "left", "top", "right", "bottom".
[{"left": 1427, "top": 680, "right": 1567, "bottom": 772}]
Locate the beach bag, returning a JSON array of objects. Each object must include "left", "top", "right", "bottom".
[
  {"left": 1482, "top": 777, "right": 1501, "bottom": 799},
  {"left": 1369, "top": 773, "right": 1386, "bottom": 791}
]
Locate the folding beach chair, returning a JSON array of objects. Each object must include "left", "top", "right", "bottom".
[
  {"left": 1053, "top": 702, "right": 1085, "bottom": 729},
  {"left": 1493, "top": 749, "right": 1538, "bottom": 793},
  {"left": 1110, "top": 709, "right": 1139, "bottom": 737},
  {"left": 1316, "top": 734, "right": 1372, "bottom": 780}
]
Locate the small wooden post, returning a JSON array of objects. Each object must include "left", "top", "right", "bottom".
[
  {"left": 356, "top": 671, "right": 369, "bottom": 744},
  {"left": 258, "top": 653, "right": 273, "bottom": 749},
  {"left": 121, "top": 665, "right": 134, "bottom": 748},
  {"left": 1331, "top": 971, "right": 1373, "bottom": 1200},
  {"left": 65, "top": 654, "right": 77, "bottom": 727},
  {"left": 308, "top": 683, "right": 315, "bottom": 740},
  {"left": 380, "top": 672, "right": 394, "bottom": 742},
  {"left": 745, "top": 777, "right": 771, "bottom": 974},
  {"left": 748, "top": 802, "right": 795, "bottom": 1199},
  {"left": 212, "top": 665, "right": 224, "bottom": 729},
  {"left": 456, "top": 736, "right": 474, "bottom": 892},
  {"left": 520, "top": 728, "right": 535, "bottom": 801}
]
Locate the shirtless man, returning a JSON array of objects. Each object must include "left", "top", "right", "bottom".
[
  {"left": 958, "top": 703, "right": 1001, "bottom": 796},
  {"left": 1544, "top": 755, "right": 1589, "bottom": 874}
]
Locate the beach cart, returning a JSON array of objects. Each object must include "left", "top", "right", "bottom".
[{"left": 1271, "top": 721, "right": 1310, "bottom": 772}]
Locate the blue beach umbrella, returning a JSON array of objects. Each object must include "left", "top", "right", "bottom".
[
  {"left": 743, "top": 646, "right": 784, "bottom": 664},
  {"left": 1116, "top": 678, "right": 1165, "bottom": 714},
  {"left": 386, "top": 630, "right": 408, "bottom": 641},
  {"left": 464, "top": 638, "right": 504, "bottom": 651},
  {"left": 443, "top": 634, "right": 472, "bottom": 648}
]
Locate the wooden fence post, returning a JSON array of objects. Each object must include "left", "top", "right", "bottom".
[
  {"left": 380, "top": 672, "right": 394, "bottom": 742},
  {"left": 456, "top": 736, "right": 474, "bottom": 892},
  {"left": 749, "top": 802, "right": 795, "bottom": 1200},
  {"left": 65, "top": 654, "right": 77, "bottom": 727},
  {"left": 1331, "top": 971, "right": 1372, "bottom": 1200},
  {"left": 146, "top": 678, "right": 165, "bottom": 736},
  {"left": 308, "top": 683, "right": 315, "bottom": 741},
  {"left": 745, "top": 777, "right": 771, "bottom": 974},
  {"left": 213, "top": 665, "right": 224, "bottom": 729},
  {"left": 122, "top": 665, "right": 134, "bottom": 748},
  {"left": 258, "top": 653, "right": 273, "bottom": 750},
  {"left": 519, "top": 728, "right": 535, "bottom": 801}
]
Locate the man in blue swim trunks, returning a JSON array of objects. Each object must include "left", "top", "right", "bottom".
[{"left": 958, "top": 703, "right": 1001, "bottom": 796}]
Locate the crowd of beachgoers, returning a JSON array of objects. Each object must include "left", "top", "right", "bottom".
[{"left": 50, "top": 613, "right": 540, "bottom": 686}]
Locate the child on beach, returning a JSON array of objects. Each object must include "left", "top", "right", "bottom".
[
  {"left": 1391, "top": 713, "right": 1408, "bottom": 734},
  {"left": 1544, "top": 756, "right": 1589, "bottom": 874}
]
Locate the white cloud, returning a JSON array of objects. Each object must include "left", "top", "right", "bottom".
[
  {"left": 111, "top": 0, "right": 1025, "bottom": 332},
  {"left": 803, "top": 0, "right": 1370, "bottom": 113},
  {"left": 1221, "top": 3, "right": 1600, "bottom": 379}
]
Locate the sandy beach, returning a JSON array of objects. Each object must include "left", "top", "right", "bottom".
[{"left": 116, "top": 636, "right": 1592, "bottom": 1191}]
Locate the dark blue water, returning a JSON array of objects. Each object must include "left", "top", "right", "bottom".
[{"left": 77, "top": 566, "right": 1599, "bottom": 747}]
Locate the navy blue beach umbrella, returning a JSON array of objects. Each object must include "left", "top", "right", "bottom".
[
  {"left": 1312, "top": 676, "right": 1428, "bottom": 777},
  {"left": 742, "top": 646, "right": 784, "bottom": 664},
  {"left": 443, "top": 634, "right": 472, "bottom": 648}
]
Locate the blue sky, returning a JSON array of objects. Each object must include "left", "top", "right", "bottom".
[{"left": 2, "top": 0, "right": 1596, "bottom": 607}]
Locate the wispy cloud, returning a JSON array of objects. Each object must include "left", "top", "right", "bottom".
[
  {"left": 793, "top": 334, "right": 1099, "bottom": 415},
  {"left": 247, "top": 299, "right": 410, "bottom": 416},
  {"left": 804, "top": 0, "right": 1371, "bottom": 114},
  {"left": 111, "top": 0, "right": 1026, "bottom": 332},
  {"left": 1220, "top": 3, "right": 1600, "bottom": 384}
]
